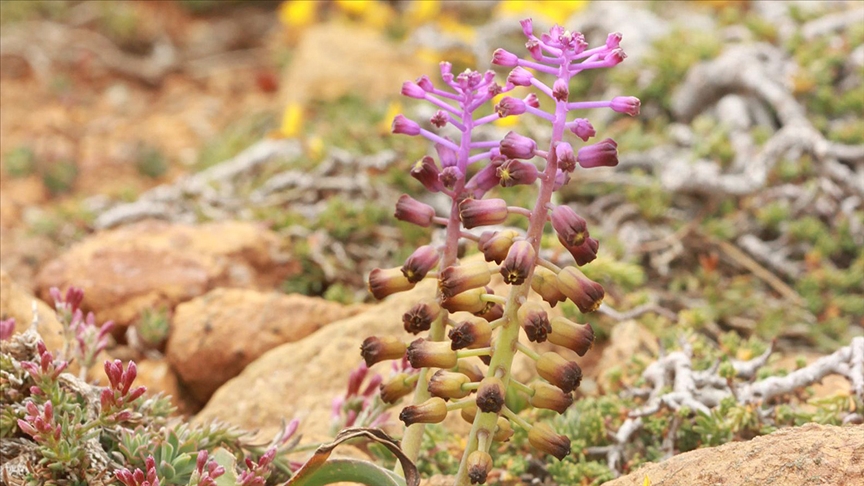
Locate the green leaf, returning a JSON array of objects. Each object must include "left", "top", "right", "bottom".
[
  {"left": 210, "top": 448, "right": 239, "bottom": 486},
  {"left": 287, "top": 459, "right": 407, "bottom": 486}
]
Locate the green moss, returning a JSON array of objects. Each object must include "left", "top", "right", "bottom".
[
  {"left": 135, "top": 145, "right": 169, "bottom": 179},
  {"left": 2, "top": 146, "right": 36, "bottom": 178}
]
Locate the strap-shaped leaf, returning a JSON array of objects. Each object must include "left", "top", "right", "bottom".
[{"left": 285, "top": 427, "right": 418, "bottom": 486}]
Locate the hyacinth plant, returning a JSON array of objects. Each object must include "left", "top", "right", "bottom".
[{"left": 361, "top": 18, "right": 640, "bottom": 485}]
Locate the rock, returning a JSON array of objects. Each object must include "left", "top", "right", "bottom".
[
  {"left": 35, "top": 220, "right": 299, "bottom": 328},
  {"left": 0, "top": 269, "right": 65, "bottom": 352},
  {"left": 0, "top": 228, "right": 58, "bottom": 292},
  {"left": 605, "top": 423, "right": 864, "bottom": 486},
  {"left": 195, "top": 280, "right": 437, "bottom": 444},
  {"left": 166, "top": 288, "right": 364, "bottom": 402},
  {"left": 280, "top": 21, "right": 436, "bottom": 105}
]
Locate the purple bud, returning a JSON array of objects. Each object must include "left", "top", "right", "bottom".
[
  {"left": 492, "top": 48, "right": 520, "bottom": 67},
  {"left": 524, "top": 93, "right": 540, "bottom": 108},
  {"left": 605, "top": 48, "right": 627, "bottom": 66},
  {"left": 565, "top": 237, "right": 599, "bottom": 266},
  {"left": 526, "top": 39, "right": 543, "bottom": 61},
  {"left": 553, "top": 169, "right": 570, "bottom": 191},
  {"left": 557, "top": 267, "right": 604, "bottom": 313},
  {"left": 500, "top": 239, "right": 536, "bottom": 285},
  {"left": 439, "top": 166, "right": 464, "bottom": 189},
  {"left": 551, "top": 205, "right": 588, "bottom": 247},
  {"left": 430, "top": 110, "right": 448, "bottom": 128},
  {"left": 497, "top": 159, "right": 539, "bottom": 187},
  {"left": 520, "top": 18, "right": 533, "bottom": 37},
  {"left": 507, "top": 67, "right": 534, "bottom": 87},
  {"left": 0, "top": 318, "right": 14, "bottom": 341},
  {"left": 500, "top": 131, "right": 537, "bottom": 159},
  {"left": 440, "top": 62, "right": 453, "bottom": 83},
  {"left": 555, "top": 142, "right": 576, "bottom": 172},
  {"left": 459, "top": 198, "right": 509, "bottom": 229},
  {"left": 197, "top": 451, "right": 208, "bottom": 472},
  {"left": 402, "top": 245, "right": 440, "bottom": 283},
  {"left": 392, "top": 115, "right": 421, "bottom": 136},
  {"left": 401, "top": 81, "right": 426, "bottom": 99},
  {"left": 610, "top": 96, "right": 641, "bottom": 116},
  {"left": 553, "top": 79, "right": 569, "bottom": 102},
  {"left": 495, "top": 96, "right": 527, "bottom": 117},
  {"left": 606, "top": 32, "right": 622, "bottom": 49},
  {"left": 411, "top": 156, "right": 444, "bottom": 192},
  {"left": 435, "top": 141, "right": 458, "bottom": 168},
  {"left": 577, "top": 138, "right": 618, "bottom": 168},
  {"left": 438, "top": 262, "right": 493, "bottom": 299},
  {"left": 417, "top": 75, "right": 434, "bottom": 92},
  {"left": 569, "top": 118, "right": 595, "bottom": 142},
  {"left": 466, "top": 157, "right": 503, "bottom": 196},
  {"left": 395, "top": 194, "right": 436, "bottom": 227}
]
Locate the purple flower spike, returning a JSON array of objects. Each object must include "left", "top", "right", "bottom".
[
  {"left": 492, "top": 49, "right": 520, "bottom": 67},
  {"left": 577, "top": 138, "right": 619, "bottom": 168},
  {"left": 507, "top": 67, "right": 534, "bottom": 87},
  {"left": 611, "top": 96, "right": 641, "bottom": 116},
  {"left": 392, "top": 115, "right": 421, "bottom": 136},
  {"left": 500, "top": 131, "right": 537, "bottom": 159},
  {"left": 402, "top": 81, "right": 427, "bottom": 99}
]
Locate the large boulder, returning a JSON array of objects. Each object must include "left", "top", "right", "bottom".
[
  {"left": 166, "top": 288, "right": 365, "bottom": 403},
  {"left": 35, "top": 220, "right": 298, "bottom": 328},
  {"left": 606, "top": 423, "right": 863, "bottom": 486},
  {"left": 195, "top": 280, "right": 436, "bottom": 444}
]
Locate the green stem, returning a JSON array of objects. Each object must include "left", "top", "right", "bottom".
[
  {"left": 516, "top": 341, "right": 541, "bottom": 361},
  {"left": 456, "top": 347, "right": 492, "bottom": 359}
]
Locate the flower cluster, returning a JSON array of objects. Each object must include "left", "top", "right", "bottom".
[
  {"left": 330, "top": 361, "right": 391, "bottom": 432},
  {"left": 363, "top": 18, "right": 639, "bottom": 484},
  {"left": 101, "top": 359, "right": 147, "bottom": 421},
  {"left": 50, "top": 286, "right": 114, "bottom": 374}
]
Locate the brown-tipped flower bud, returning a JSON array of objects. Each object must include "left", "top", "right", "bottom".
[
  {"left": 475, "top": 376, "right": 505, "bottom": 413},
  {"left": 555, "top": 142, "right": 577, "bottom": 172},
  {"left": 460, "top": 401, "right": 478, "bottom": 424},
  {"left": 536, "top": 352, "right": 582, "bottom": 393},
  {"left": 557, "top": 267, "right": 604, "bottom": 313},
  {"left": 368, "top": 267, "right": 416, "bottom": 300},
  {"left": 401, "top": 245, "right": 440, "bottom": 283},
  {"left": 360, "top": 336, "right": 406, "bottom": 367},
  {"left": 459, "top": 198, "right": 509, "bottom": 229},
  {"left": 497, "top": 159, "right": 539, "bottom": 187},
  {"left": 395, "top": 194, "right": 436, "bottom": 227},
  {"left": 455, "top": 359, "right": 484, "bottom": 383},
  {"left": 528, "top": 422, "right": 571, "bottom": 460},
  {"left": 448, "top": 318, "right": 492, "bottom": 351},
  {"left": 407, "top": 338, "right": 458, "bottom": 369},
  {"left": 577, "top": 138, "right": 619, "bottom": 168},
  {"left": 517, "top": 301, "right": 551, "bottom": 343},
  {"left": 428, "top": 370, "right": 472, "bottom": 400},
  {"left": 493, "top": 416, "right": 514, "bottom": 442},
  {"left": 548, "top": 317, "right": 594, "bottom": 356},
  {"left": 500, "top": 239, "right": 536, "bottom": 285},
  {"left": 467, "top": 450, "right": 493, "bottom": 484},
  {"left": 564, "top": 237, "right": 599, "bottom": 266},
  {"left": 531, "top": 267, "right": 567, "bottom": 307},
  {"left": 495, "top": 96, "right": 527, "bottom": 118},
  {"left": 529, "top": 381, "right": 574, "bottom": 414},
  {"left": 478, "top": 230, "right": 520, "bottom": 264},
  {"left": 551, "top": 205, "right": 588, "bottom": 248},
  {"left": 441, "top": 287, "right": 490, "bottom": 315},
  {"left": 500, "top": 131, "right": 537, "bottom": 159},
  {"left": 380, "top": 373, "right": 414, "bottom": 404},
  {"left": 439, "top": 262, "right": 492, "bottom": 299},
  {"left": 410, "top": 156, "right": 443, "bottom": 193},
  {"left": 399, "top": 397, "right": 448, "bottom": 426},
  {"left": 402, "top": 301, "right": 441, "bottom": 335}
]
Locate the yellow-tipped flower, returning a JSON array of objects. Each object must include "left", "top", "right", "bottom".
[
  {"left": 493, "top": 416, "right": 514, "bottom": 442},
  {"left": 528, "top": 422, "right": 571, "bottom": 460},
  {"left": 439, "top": 262, "right": 492, "bottom": 299},
  {"left": 500, "top": 239, "right": 536, "bottom": 285},
  {"left": 455, "top": 359, "right": 484, "bottom": 382},
  {"left": 360, "top": 336, "right": 406, "bottom": 367},
  {"left": 379, "top": 373, "right": 414, "bottom": 404},
  {"left": 536, "top": 352, "right": 583, "bottom": 393},
  {"left": 441, "top": 287, "right": 492, "bottom": 315},
  {"left": 478, "top": 229, "right": 520, "bottom": 264},
  {"left": 407, "top": 338, "right": 458, "bottom": 369},
  {"left": 427, "top": 370, "right": 472, "bottom": 400},
  {"left": 467, "top": 450, "right": 493, "bottom": 484},
  {"left": 399, "top": 397, "right": 448, "bottom": 426},
  {"left": 448, "top": 318, "right": 492, "bottom": 351},
  {"left": 548, "top": 317, "right": 594, "bottom": 356},
  {"left": 531, "top": 267, "right": 567, "bottom": 307},
  {"left": 529, "top": 381, "right": 574, "bottom": 414},
  {"left": 475, "top": 376, "right": 506, "bottom": 413},
  {"left": 368, "top": 267, "right": 415, "bottom": 300},
  {"left": 517, "top": 301, "right": 551, "bottom": 343},
  {"left": 557, "top": 266, "right": 604, "bottom": 313}
]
